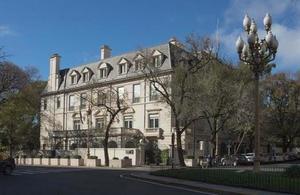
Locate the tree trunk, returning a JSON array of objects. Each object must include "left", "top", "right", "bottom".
[
  {"left": 210, "top": 133, "right": 217, "bottom": 158},
  {"left": 176, "top": 131, "right": 185, "bottom": 167},
  {"left": 215, "top": 132, "right": 219, "bottom": 157},
  {"left": 282, "top": 137, "right": 288, "bottom": 153},
  {"left": 103, "top": 125, "right": 111, "bottom": 166},
  {"left": 103, "top": 135, "right": 109, "bottom": 166}
]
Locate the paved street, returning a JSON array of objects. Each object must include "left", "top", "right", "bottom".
[{"left": 0, "top": 166, "right": 209, "bottom": 195}]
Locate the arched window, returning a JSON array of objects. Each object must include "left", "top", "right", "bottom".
[
  {"left": 125, "top": 141, "right": 136, "bottom": 148},
  {"left": 108, "top": 141, "right": 118, "bottom": 148}
]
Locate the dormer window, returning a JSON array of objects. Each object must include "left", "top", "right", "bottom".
[
  {"left": 71, "top": 75, "right": 77, "bottom": 84},
  {"left": 82, "top": 72, "right": 89, "bottom": 82},
  {"left": 81, "top": 67, "right": 93, "bottom": 83},
  {"left": 133, "top": 54, "right": 145, "bottom": 71},
  {"left": 118, "top": 58, "right": 130, "bottom": 75},
  {"left": 152, "top": 50, "right": 164, "bottom": 67},
  {"left": 100, "top": 68, "right": 107, "bottom": 78},
  {"left": 70, "top": 70, "right": 80, "bottom": 85},
  {"left": 153, "top": 55, "right": 162, "bottom": 67},
  {"left": 98, "top": 62, "right": 112, "bottom": 79},
  {"left": 119, "top": 63, "right": 126, "bottom": 74}
]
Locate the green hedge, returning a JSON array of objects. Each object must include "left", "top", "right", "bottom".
[{"left": 151, "top": 168, "right": 300, "bottom": 194}]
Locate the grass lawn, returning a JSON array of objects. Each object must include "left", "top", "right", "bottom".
[{"left": 151, "top": 168, "right": 300, "bottom": 194}]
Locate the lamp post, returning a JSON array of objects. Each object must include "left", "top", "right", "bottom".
[
  {"left": 235, "top": 13, "right": 278, "bottom": 172},
  {"left": 171, "top": 128, "right": 175, "bottom": 169},
  {"left": 86, "top": 107, "right": 92, "bottom": 159}
]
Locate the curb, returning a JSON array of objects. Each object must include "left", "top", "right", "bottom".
[
  {"left": 125, "top": 173, "right": 242, "bottom": 195},
  {"left": 124, "top": 172, "right": 289, "bottom": 195}
]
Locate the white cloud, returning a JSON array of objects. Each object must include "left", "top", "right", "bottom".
[
  {"left": 224, "top": 0, "right": 295, "bottom": 26},
  {"left": 218, "top": 0, "right": 300, "bottom": 72},
  {"left": 272, "top": 24, "right": 300, "bottom": 70},
  {"left": 0, "top": 25, "right": 16, "bottom": 37}
]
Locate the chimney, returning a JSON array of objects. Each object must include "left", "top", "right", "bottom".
[
  {"left": 48, "top": 53, "right": 61, "bottom": 91},
  {"left": 100, "top": 45, "right": 111, "bottom": 60},
  {"left": 169, "top": 37, "right": 184, "bottom": 49},
  {"left": 49, "top": 53, "right": 60, "bottom": 75}
]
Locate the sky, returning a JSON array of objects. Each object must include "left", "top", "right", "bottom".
[{"left": 0, "top": 0, "right": 299, "bottom": 79}]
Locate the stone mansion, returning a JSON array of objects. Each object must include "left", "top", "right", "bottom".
[{"left": 40, "top": 39, "right": 208, "bottom": 161}]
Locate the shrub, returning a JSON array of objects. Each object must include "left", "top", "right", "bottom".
[
  {"left": 89, "top": 156, "right": 98, "bottom": 159},
  {"left": 161, "top": 149, "right": 170, "bottom": 165},
  {"left": 285, "top": 165, "right": 300, "bottom": 178},
  {"left": 113, "top": 157, "right": 119, "bottom": 160},
  {"left": 123, "top": 156, "right": 129, "bottom": 160}
]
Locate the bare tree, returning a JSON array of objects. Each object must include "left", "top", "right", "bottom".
[
  {"left": 72, "top": 85, "right": 129, "bottom": 166},
  {"left": 0, "top": 61, "right": 29, "bottom": 103},
  {"left": 141, "top": 35, "right": 213, "bottom": 166},
  {"left": 263, "top": 73, "right": 300, "bottom": 153},
  {"left": 93, "top": 87, "right": 128, "bottom": 166}
]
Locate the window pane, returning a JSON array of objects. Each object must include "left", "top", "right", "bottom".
[
  {"left": 124, "top": 116, "right": 133, "bottom": 128},
  {"left": 97, "top": 92, "right": 106, "bottom": 105},
  {"left": 133, "top": 84, "right": 140, "bottom": 103},
  {"left": 149, "top": 114, "right": 159, "bottom": 128},
  {"left": 100, "top": 68, "right": 107, "bottom": 78},
  {"left": 96, "top": 118, "right": 104, "bottom": 129},
  {"left": 71, "top": 75, "right": 76, "bottom": 84},
  {"left": 57, "top": 97, "right": 60, "bottom": 108},
  {"left": 73, "top": 120, "right": 81, "bottom": 130},
  {"left": 69, "top": 95, "right": 75, "bottom": 111},
  {"left": 80, "top": 93, "right": 87, "bottom": 108},
  {"left": 118, "top": 87, "right": 124, "bottom": 99},
  {"left": 150, "top": 83, "right": 159, "bottom": 101}
]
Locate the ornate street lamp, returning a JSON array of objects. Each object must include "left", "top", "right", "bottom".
[{"left": 235, "top": 13, "right": 278, "bottom": 172}]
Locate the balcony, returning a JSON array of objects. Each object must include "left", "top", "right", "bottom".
[{"left": 144, "top": 128, "right": 163, "bottom": 139}]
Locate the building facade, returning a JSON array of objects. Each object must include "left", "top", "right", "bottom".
[{"left": 40, "top": 39, "right": 208, "bottom": 162}]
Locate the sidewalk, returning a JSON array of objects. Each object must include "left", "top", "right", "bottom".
[{"left": 128, "top": 172, "right": 290, "bottom": 195}]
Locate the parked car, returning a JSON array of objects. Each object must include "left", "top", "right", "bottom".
[
  {"left": 220, "top": 155, "right": 237, "bottom": 167},
  {"left": 0, "top": 154, "right": 16, "bottom": 175},
  {"left": 236, "top": 154, "right": 251, "bottom": 165},
  {"left": 283, "top": 152, "right": 298, "bottom": 161},
  {"left": 243, "top": 153, "right": 255, "bottom": 163}
]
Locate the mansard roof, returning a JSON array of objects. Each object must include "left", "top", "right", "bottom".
[{"left": 46, "top": 42, "right": 178, "bottom": 93}]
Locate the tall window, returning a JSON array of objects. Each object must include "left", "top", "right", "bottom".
[
  {"left": 82, "top": 72, "right": 89, "bottom": 82},
  {"left": 153, "top": 55, "right": 162, "bottom": 67},
  {"left": 69, "top": 95, "right": 75, "bottom": 111},
  {"left": 56, "top": 97, "right": 61, "bottom": 108},
  {"left": 135, "top": 59, "right": 144, "bottom": 71},
  {"left": 150, "top": 83, "right": 159, "bottom": 101},
  {"left": 43, "top": 99, "right": 47, "bottom": 110},
  {"left": 124, "top": 116, "right": 133, "bottom": 129},
  {"left": 148, "top": 113, "right": 159, "bottom": 128},
  {"left": 73, "top": 120, "right": 81, "bottom": 130},
  {"left": 80, "top": 93, "right": 87, "bottom": 109},
  {"left": 99, "top": 68, "right": 107, "bottom": 79},
  {"left": 71, "top": 75, "right": 77, "bottom": 84},
  {"left": 119, "top": 63, "right": 126, "bottom": 74},
  {"left": 117, "top": 87, "right": 124, "bottom": 99},
  {"left": 97, "top": 92, "right": 106, "bottom": 105},
  {"left": 95, "top": 118, "right": 105, "bottom": 130},
  {"left": 133, "top": 84, "right": 141, "bottom": 103}
]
